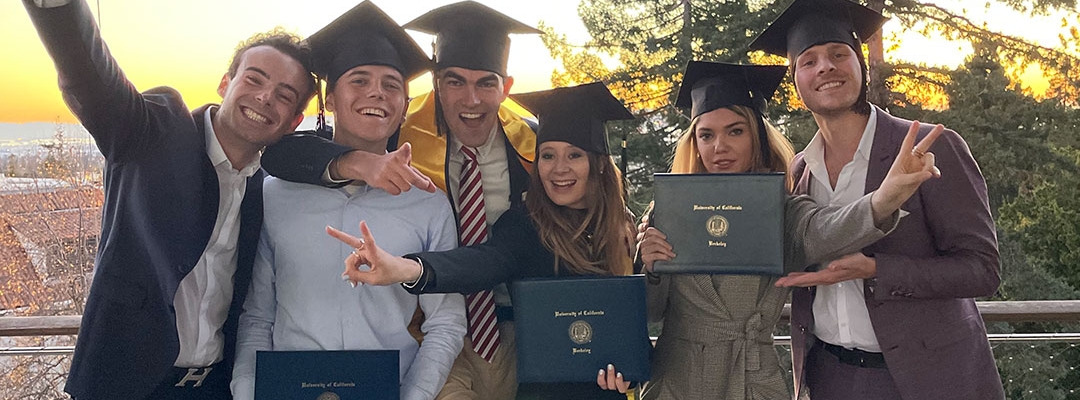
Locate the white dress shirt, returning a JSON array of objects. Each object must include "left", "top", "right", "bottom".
[
  {"left": 447, "top": 126, "right": 513, "bottom": 306},
  {"left": 231, "top": 177, "right": 466, "bottom": 400},
  {"left": 172, "top": 106, "right": 259, "bottom": 367},
  {"left": 804, "top": 106, "right": 883, "bottom": 352}
]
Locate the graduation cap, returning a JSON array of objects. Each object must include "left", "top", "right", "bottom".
[
  {"left": 510, "top": 82, "right": 634, "bottom": 155},
  {"left": 306, "top": 0, "right": 431, "bottom": 133},
  {"left": 748, "top": 0, "right": 888, "bottom": 60},
  {"left": 674, "top": 61, "right": 787, "bottom": 120},
  {"left": 674, "top": 61, "right": 788, "bottom": 167},
  {"left": 307, "top": 0, "right": 431, "bottom": 87},
  {"left": 404, "top": 1, "right": 542, "bottom": 76}
]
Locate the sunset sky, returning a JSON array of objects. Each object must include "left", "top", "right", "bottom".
[{"left": 0, "top": 0, "right": 1071, "bottom": 125}]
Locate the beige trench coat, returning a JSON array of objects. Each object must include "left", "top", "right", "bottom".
[{"left": 641, "top": 194, "right": 899, "bottom": 400}]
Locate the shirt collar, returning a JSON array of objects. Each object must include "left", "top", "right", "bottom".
[
  {"left": 854, "top": 106, "right": 878, "bottom": 160},
  {"left": 205, "top": 106, "right": 261, "bottom": 177},
  {"left": 451, "top": 123, "right": 501, "bottom": 158},
  {"left": 803, "top": 105, "right": 878, "bottom": 168}
]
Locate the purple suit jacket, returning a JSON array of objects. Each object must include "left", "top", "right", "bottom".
[{"left": 789, "top": 106, "right": 1004, "bottom": 400}]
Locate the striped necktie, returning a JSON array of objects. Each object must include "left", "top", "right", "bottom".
[{"left": 458, "top": 146, "right": 500, "bottom": 362}]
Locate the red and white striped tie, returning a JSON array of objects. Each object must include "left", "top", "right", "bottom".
[{"left": 458, "top": 146, "right": 500, "bottom": 362}]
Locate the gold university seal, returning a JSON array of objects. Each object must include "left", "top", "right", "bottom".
[
  {"left": 317, "top": 392, "right": 340, "bottom": 400},
  {"left": 706, "top": 214, "right": 729, "bottom": 238},
  {"left": 568, "top": 320, "right": 593, "bottom": 345}
]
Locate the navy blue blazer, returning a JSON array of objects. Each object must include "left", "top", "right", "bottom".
[{"left": 24, "top": 1, "right": 259, "bottom": 399}]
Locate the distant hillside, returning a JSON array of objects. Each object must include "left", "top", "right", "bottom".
[
  {"left": 1, "top": 115, "right": 326, "bottom": 148},
  {"left": 0, "top": 122, "right": 91, "bottom": 147}
]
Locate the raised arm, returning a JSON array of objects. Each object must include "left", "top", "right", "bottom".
[
  {"left": 779, "top": 122, "right": 948, "bottom": 286},
  {"left": 783, "top": 126, "right": 1000, "bottom": 296},
  {"left": 872, "top": 127, "right": 1000, "bottom": 300},
  {"left": 23, "top": 0, "right": 164, "bottom": 161}
]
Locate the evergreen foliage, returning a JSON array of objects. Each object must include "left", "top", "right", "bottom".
[{"left": 540, "top": 0, "right": 1080, "bottom": 397}]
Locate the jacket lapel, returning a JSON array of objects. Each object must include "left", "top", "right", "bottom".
[
  {"left": 792, "top": 152, "right": 811, "bottom": 195},
  {"left": 692, "top": 275, "right": 730, "bottom": 317},
  {"left": 187, "top": 104, "right": 220, "bottom": 272},
  {"left": 864, "top": 105, "right": 903, "bottom": 195}
]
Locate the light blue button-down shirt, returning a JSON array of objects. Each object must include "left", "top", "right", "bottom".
[{"left": 231, "top": 178, "right": 466, "bottom": 400}]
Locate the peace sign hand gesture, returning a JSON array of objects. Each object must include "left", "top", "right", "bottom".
[
  {"left": 326, "top": 221, "right": 424, "bottom": 287},
  {"left": 870, "top": 121, "right": 945, "bottom": 221}
]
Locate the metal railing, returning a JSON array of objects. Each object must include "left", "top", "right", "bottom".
[{"left": 1, "top": 300, "right": 1078, "bottom": 356}]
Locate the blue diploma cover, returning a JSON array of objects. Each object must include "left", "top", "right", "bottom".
[
  {"left": 652, "top": 173, "right": 786, "bottom": 275},
  {"left": 254, "top": 350, "right": 399, "bottom": 400},
  {"left": 511, "top": 275, "right": 651, "bottom": 383}
]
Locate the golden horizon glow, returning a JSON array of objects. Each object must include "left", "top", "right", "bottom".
[
  {"left": 1, "top": 0, "right": 1072, "bottom": 125},
  {"left": 1, "top": 0, "right": 586, "bottom": 125}
]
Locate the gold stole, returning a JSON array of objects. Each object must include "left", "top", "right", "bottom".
[{"left": 399, "top": 91, "right": 537, "bottom": 193}]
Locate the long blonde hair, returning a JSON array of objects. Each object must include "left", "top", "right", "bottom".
[
  {"left": 670, "top": 105, "right": 795, "bottom": 191},
  {"left": 526, "top": 152, "right": 634, "bottom": 277}
]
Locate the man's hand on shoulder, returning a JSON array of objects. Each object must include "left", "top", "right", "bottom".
[{"left": 330, "top": 142, "right": 437, "bottom": 195}]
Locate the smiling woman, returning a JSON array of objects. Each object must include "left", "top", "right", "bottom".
[
  {"left": 536, "top": 141, "right": 590, "bottom": 210},
  {"left": 327, "top": 82, "right": 641, "bottom": 400}
]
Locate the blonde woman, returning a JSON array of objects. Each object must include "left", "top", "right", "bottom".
[{"left": 637, "top": 62, "right": 943, "bottom": 400}]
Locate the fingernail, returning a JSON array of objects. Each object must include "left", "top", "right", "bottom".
[
  {"left": 616, "top": 373, "right": 623, "bottom": 379},
  {"left": 607, "top": 364, "right": 614, "bottom": 370},
  {"left": 349, "top": 281, "right": 357, "bottom": 288},
  {"left": 598, "top": 369, "right": 604, "bottom": 375}
]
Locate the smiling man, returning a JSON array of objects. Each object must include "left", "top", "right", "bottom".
[
  {"left": 258, "top": 2, "right": 542, "bottom": 399},
  {"left": 229, "top": 3, "right": 466, "bottom": 400},
  {"left": 22, "top": 0, "right": 316, "bottom": 399},
  {"left": 750, "top": 0, "right": 1004, "bottom": 399}
]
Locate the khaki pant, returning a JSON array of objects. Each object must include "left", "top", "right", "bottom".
[{"left": 436, "top": 322, "right": 518, "bottom": 400}]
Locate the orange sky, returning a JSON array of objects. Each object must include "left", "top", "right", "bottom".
[
  {"left": 1, "top": 0, "right": 587, "bottom": 124},
  {"left": 0, "top": 0, "right": 1071, "bottom": 124}
]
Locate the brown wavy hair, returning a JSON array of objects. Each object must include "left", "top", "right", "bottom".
[
  {"left": 226, "top": 27, "right": 317, "bottom": 115},
  {"left": 526, "top": 151, "right": 633, "bottom": 277},
  {"left": 670, "top": 105, "right": 795, "bottom": 191}
]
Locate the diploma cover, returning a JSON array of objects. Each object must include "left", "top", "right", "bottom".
[
  {"left": 510, "top": 275, "right": 651, "bottom": 383},
  {"left": 255, "top": 350, "right": 399, "bottom": 400},
  {"left": 652, "top": 173, "right": 785, "bottom": 275}
]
